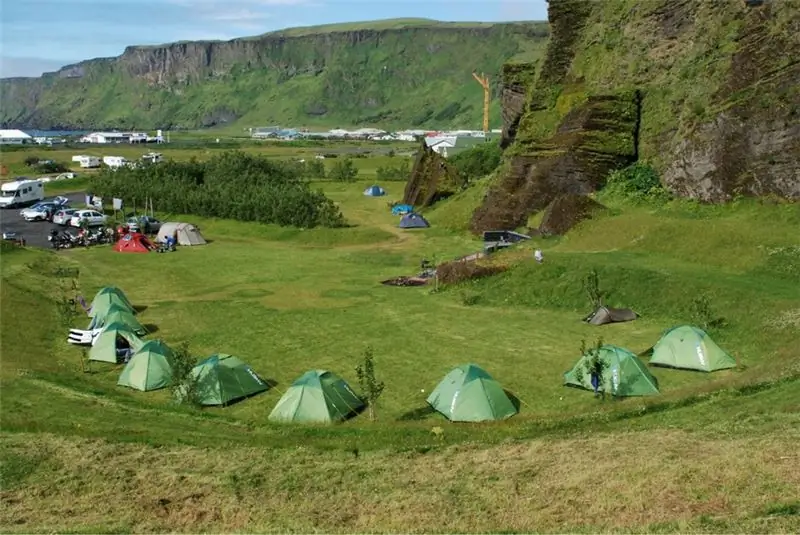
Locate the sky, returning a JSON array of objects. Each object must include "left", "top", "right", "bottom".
[{"left": 0, "top": 0, "right": 548, "bottom": 78}]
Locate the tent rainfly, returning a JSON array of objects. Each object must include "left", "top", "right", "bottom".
[
  {"left": 564, "top": 345, "right": 659, "bottom": 397},
  {"left": 182, "top": 354, "right": 268, "bottom": 406},
  {"left": 114, "top": 232, "right": 156, "bottom": 253},
  {"left": 117, "top": 340, "right": 175, "bottom": 391},
  {"left": 88, "top": 321, "right": 144, "bottom": 363},
  {"left": 268, "top": 369, "right": 364, "bottom": 424},
  {"left": 427, "top": 364, "right": 518, "bottom": 422},
  {"left": 391, "top": 204, "right": 414, "bottom": 215},
  {"left": 649, "top": 325, "right": 737, "bottom": 372},
  {"left": 399, "top": 212, "right": 430, "bottom": 229},
  {"left": 363, "top": 185, "right": 386, "bottom": 197},
  {"left": 89, "top": 303, "right": 147, "bottom": 335},
  {"left": 93, "top": 286, "right": 134, "bottom": 310},
  {"left": 156, "top": 222, "right": 207, "bottom": 246},
  {"left": 89, "top": 288, "right": 135, "bottom": 319}
]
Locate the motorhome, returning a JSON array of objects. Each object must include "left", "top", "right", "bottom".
[
  {"left": 0, "top": 179, "right": 45, "bottom": 208},
  {"left": 72, "top": 155, "right": 101, "bottom": 168},
  {"left": 102, "top": 156, "right": 128, "bottom": 169}
]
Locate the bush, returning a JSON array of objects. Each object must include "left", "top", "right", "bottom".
[
  {"left": 448, "top": 141, "right": 503, "bottom": 185},
  {"left": 329, "top": 157, "right": 358, "bottom": 182},
  {"left": 375, "top": 160, "right": 410, "bottom": 181},
  {"left": 90, "top": 151, "right": 344, "bottom": 228},
  {"left": 35, "top": 161, "right": 69, "bottom": 174},
  {"left": 603, "top": 162, "right": 670, "bottom": 202}
]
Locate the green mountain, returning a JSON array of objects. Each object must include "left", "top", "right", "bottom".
[{"left": 0, "top": 19, "right": 549, "bottom": 131}]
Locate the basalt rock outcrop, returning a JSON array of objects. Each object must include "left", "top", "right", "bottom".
[
  {"left": 403, "top": 140, "right": 462, "bottom": 207},
  {"left": 472, "top": 0, "right": 799, "bottom": 231}
]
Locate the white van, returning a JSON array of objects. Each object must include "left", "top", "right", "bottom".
[{"left": 0, "top": 179, "right": 45, "bottom": 208}]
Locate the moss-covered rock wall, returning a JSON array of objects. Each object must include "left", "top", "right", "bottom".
[{"left": 403, "top": 140, "right": 462, "bottom": 207}]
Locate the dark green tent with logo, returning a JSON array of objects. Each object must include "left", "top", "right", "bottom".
[
  {"left": 649, "top": 325, "right": 736, "bottom": 372},
  {"left": 564, "top": 344, "right": 659, "bottom": 397},
  {"left": 88, "top": 321, "right": 144, "bottom": 363},
  {"left": 117, "top": 340, "right": 175, "bottom": 391},
  {"left": 182, "top": 354, "right": 268, "bottom": 406},
  {"left": 89, "top": 287, "right": 135, "bottom": 319},
  {"left": 268, "top": 370, "right": 364, "bottom": 424},
  {"left": 426, "top": 364, "right": 518, "bottom": 422}
]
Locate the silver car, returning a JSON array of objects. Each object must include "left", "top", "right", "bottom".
[{"left": 52, "top": 208, "right": 78, "bottom": 226}]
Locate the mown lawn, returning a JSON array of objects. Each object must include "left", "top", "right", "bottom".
[{"left": 1, "top": 172, "right": 798, "bottom": 532}]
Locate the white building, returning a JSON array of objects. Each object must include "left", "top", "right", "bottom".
[
  {"left": 142, "top": 152, "right": 163, "bottom": 163},
  {"left": 80, "top": 131, "right": 148, "bottom": 144},
  {"left": 0, "top": 129, "right": 32, "bottom": 144}
]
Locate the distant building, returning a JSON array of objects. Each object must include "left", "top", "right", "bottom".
[
  {"left": 80, "top": 131, "right": 149, "bottom": 144},
  {"left": 0, "top": 129, "right": 32, "bottom": 144},
  {"left": 425, "top": 135, "right": 487, "bottom": 158}
]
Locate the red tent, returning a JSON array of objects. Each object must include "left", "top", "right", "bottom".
[{"left": 114, "top": 232, "right": 155, "bottom": 253}]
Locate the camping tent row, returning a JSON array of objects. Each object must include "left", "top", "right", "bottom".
[
  {"left": 562, "top": 326, "right": 737, "bottom": 397},
  {"left": 113, "top": 222, "right": 207, "bottom": 253}
]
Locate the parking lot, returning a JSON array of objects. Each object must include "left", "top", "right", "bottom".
[{"left": 0, "top": 192, "right": 87, "bottom": 249}]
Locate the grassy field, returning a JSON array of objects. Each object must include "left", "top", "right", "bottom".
[{"left": 0, "top": 145, "right": 799, "bottom": 532}]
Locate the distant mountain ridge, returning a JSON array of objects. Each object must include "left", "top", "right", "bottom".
[{"left": 0, "top": 19, "right": 549, "bottom": 130}]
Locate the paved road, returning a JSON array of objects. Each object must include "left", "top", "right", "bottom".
[{"left": 0, "top": 192, "right": 87, "bottom": 249}]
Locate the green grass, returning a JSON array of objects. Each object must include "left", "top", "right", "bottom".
[{"left": 0, "top": 169, "right": 798, "bottom": 532}]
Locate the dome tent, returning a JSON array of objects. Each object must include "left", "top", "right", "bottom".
[
  {"left": 181, "top": 354, "right": 268, "bottom": 406},
  {"left": 363, "top": 185, "right": 386, "bottom": 197},
  {"left": 89, "top": 303, "right": 147, "bottom": 335},
  {"left": 117, "top": 340, "right": 175, "bottom": 391},
  {"left": 399, "top": 212, "right": 430, "bottom": 229},
  {"left": 426, "top": 364, "right": 518, "bottom": 422},
  {"left": 564, "top": 345, "right": 659, "bottom": 397},
  {"left": 649, "top": 325, "right": 736, "bottom": 372},
  {"left": 88, "top": 321, "right": 145, "bottom": 364},
  {"left": 269, "top": 369, "right": 364, "bottom": 424},
  {"left": 89, "top": 287, "right": 135, "bottom": 319},
  {"left": 156, "top": 222, "right": 207, "bottom": 246}
]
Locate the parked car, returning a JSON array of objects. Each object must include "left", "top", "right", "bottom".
[
  {"left": 126, "top": 215, "right": 162, "bottom": 234},
  {"left": 21, "top": 203, "right": 60, "bottom": 221},
  {"left": 69, "top": 209, "right": 108, "bottom": 227},
  {"left": 52, "top": 208, "right": 78, "bottom": 226}
]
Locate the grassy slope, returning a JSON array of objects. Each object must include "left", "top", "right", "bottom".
[
  {"left": 1, "top": 153, "right": 799, "bottom": 531},
  {"left": 0, "top": 20, "right": 548, "bottom": 131}
]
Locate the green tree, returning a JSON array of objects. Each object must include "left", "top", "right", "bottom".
[
  {"left": 574, "top": 338, "right": 608, "bottom": 399},
  {"left": 355, "top": 347, "right": 385, "bottom": 421},
  {"left": 448, "top": 141, "right": 502, "bottom": 186},
  {"left": 171, "top": 342, "right": 201, "bottom": 407},
  {"left": 329, "top": 157, "right": 358, "bottom": 182}
]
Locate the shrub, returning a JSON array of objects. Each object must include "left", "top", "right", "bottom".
[
  {"left": 448, "top": 141, "right": 503, "bottom": 185},
  {"left": 329, "top": 157, "right": 358, "bottom": 182},
  {"left": 23, "top": 155, "right": 41, "bottom": 167},
  {"left": 355, "top": 347, "right": 384, "bottom": 421},
  {"left": 603, "top": 162, "right": 670, "bottom": 202},
  {"left": 35, "top": 161, "right": 69, "bottom": 174},
  {"left": 90, "top": 151, "right": 344, "bottom": 228},
  {"left": 375, "top": 160, "right": 410, "bottom": 181}
]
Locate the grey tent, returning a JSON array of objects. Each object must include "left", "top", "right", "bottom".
[
  {"left": 399, "top": 213, "right": 430, "bottom": 229},
  {"left": 584, "top": 306, "right": 638, "bottom": 325},
  {"left": 156, "top": 222, "right": 207, "bottom": 246}
]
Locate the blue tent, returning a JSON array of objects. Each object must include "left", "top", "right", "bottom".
[
  {"left": 392, "top": 204, "right": 414, "bottom": 215},
  {"left": 363, "top": 185, "right": 386, "bottom": 197},
  {"left": 399, "top": 212, "right": 430, "bottom": 229}
]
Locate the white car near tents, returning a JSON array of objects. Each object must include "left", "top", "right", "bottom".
[{"left": 156, "top": 222, "right": 207, "bottom": 246}]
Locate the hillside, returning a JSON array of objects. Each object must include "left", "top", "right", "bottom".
[
  {"left": 468, "top": 0, "right": 799, "bottom": 230},
  {"left": 0, "top": 19, "right": 548, "bottom": 131}
]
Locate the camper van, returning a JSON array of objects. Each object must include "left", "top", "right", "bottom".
[{"left": 0, "top": 179, "right": 45, "bottom": 208}]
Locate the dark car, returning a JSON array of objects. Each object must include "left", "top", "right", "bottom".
[{"left": 126, "top": 215, "right": 162, "bottom": 234}]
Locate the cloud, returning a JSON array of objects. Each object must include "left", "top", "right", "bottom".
[{"left": 0, "top": 56, "right": 74, "bottom": 78}]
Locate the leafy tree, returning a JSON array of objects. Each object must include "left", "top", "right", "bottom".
[
  {"left": 329, "top": 157, "right": 358, "bottom": 182},
  {"left": 574, "top": 338, "right": 608, "bottom": 399},
  {"left": 448, "top": 141, "right": 502, "bottom": 186},
  {"left": 171, "top": 342, "right": 201, "bottom": 407},
  {"left": 583, "top": 268, "right": 607, "bottom": 310},
  {"left": 305, "top": 159, "right": 326, "bottom": 179},
  {"left": 375, "top": 160, "right": 410, "bottom": 181},
  {"left": 355, "top": 347, "right": 385, "bottom": 421}
]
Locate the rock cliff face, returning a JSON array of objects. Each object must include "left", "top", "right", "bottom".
[
  {"left": 0, "top": 20, "right": 549, "bottom": 130},
  {"left": 474, "top": 0, "right": 799, "bottom": 228},
  {"left": 403, "top": 140, "right": 461, "bottom": 207}
]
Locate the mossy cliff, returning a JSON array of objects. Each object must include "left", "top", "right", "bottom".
[
  {"left": 403, "top": 140, "right": 461, "bottom": 207},
  {"left": 472, "top": 0, "right": 799, "bottom": 231}
]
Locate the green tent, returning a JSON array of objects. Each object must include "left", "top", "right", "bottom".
[
  {"left": 96, "top": 286, "right": 134, "bottom": 309},
  {"left": 88, "top": 321, "right": 144, "bottom": 364},
  {"left": 89, "top": 289, "right": 135, "bottom": 319},
  {"left": 268, "top": 370, "right": 364, "bottom": 424},
  {"left": 117, "top": 340, "right": 175, "bottom": 391},
  {"left": 89, "top": 303, "right": 147, "bottom": 335},
  {"left": 564, "top": 345, "right": 660, "bottom": 397},
  {"left": 426, "top": 364, "right": 518, "bottom": 422},
  {"left": 649, "top": 325, "right": 736, "bottom": 372},
  {"left": 184, "top": 354, "right": 268, "bottom": 406}
]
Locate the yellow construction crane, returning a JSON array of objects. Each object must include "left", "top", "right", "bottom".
[{"left": 472, "top": 72, "right": 490, "bottom": 134}]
